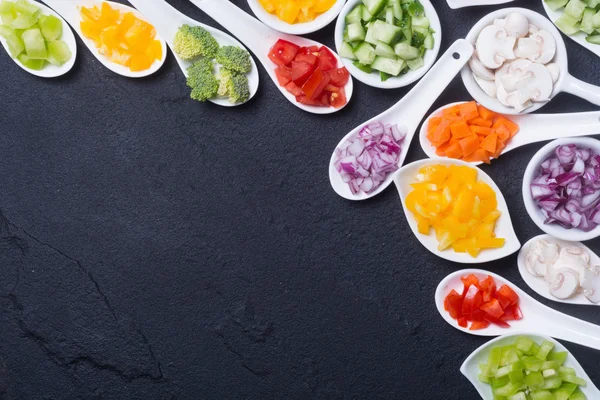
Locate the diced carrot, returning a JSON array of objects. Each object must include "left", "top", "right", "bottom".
[
  {"left": 492, "top": 140, "right": 506, "bottom": 159},
  {"left": 427, "top": 116, "right": 443, "bottom": 133},
  {"left": 428, "top": 120, "right": 451, "bottom": 146},
  {"left": 435, "top": 141, "right": 451, "bottom": 156},
  {"left": 442, "top": 105, "right": 461, "bottom": 115},
  {"left": 493, "top": 117, "right": 519, "bottom": 137},
  {"left": 480, "top": 133, "right": 498, "bottom": 153},
  {"left": 459, "top": 101, "right": 479, "bottom": 121},
  {"left": 470, "top": 126, "right": 494, "bottom": 136},
  {"left": 459, "top": 135, "right": 479, "bottom": 157},
  {"left": 469, "top": 117, "right": 493, "bottom": 128},
  {"left": 464, "top": 148, "right": 491, "bottom": 164},
  {"left": 477, "top": 105, "right": 496, "bottom": 121},
  {"left": 450, "top": 121, "right": 472, "bottom": 139},
  {"left": 445, "top": 142, "right": 463, "bottom": 159},
  {"left": 495, "top": 124, "right": 510, "bottom": 141}
]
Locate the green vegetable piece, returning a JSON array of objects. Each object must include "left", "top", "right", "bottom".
[
  {"left": 542, "top": 361, "right": 561, "bottom": 371},
  {"left": 361, "top": 0, "right": 387, "bottom": 19},
  {"left": 586, "top": 34, "right": 600, "bottom": 44},
  {"left": 371, "top": 55, "right": 405, "bottom": 76},
  {"left": 525, "top": 371, "right": 544, "bottom": 387},
  {"left": 0, "top": 23, "right": 13, "bottom": 37},
  {"left": 371, "top": 20, "right": 403, "bottom": 44},
  {"left": 486, "top": 347, "right": 503, "bottom": 378},
  {"left": 21, "top": 27, "right": 45, "bottom": 59},
  {"left": 352, "top": 60, "right": 372, "bottom": 73},
  {"left": 562, "top": 374, "right": 587, "bottom": 386},
  {"left": 173, "top": 24, "right": 219, "bottom": 60},
  {"left": 215, "top": 45, "right": 251, "bottom": 74},
  {"left": 347, "top": 22, "right": 366, "bottom": 42},
  {"left": 0, "top": 0, "right": 14, "bottom": 13},
  {"left": 0, "top": 10, "right": 16, "bottom": 25},
  {"left": 593, "top": 11, "right": 600, "bottom": 29},
  {"left": 509, "top": 369, "right": 524, "bottom": 384},
  {"left": 361, "top": 4, "right": 373, "bottom": 21},
  {"left": 354, "top": 41, "right": 376, "bottom": 64},
  {"left": 568, "top": 388, "right": 587, "bottom": 400},
  {"left": 536, "top": 341, "right": 555, "bottom": 361},
  {"left": 529, "top": 391, "right": 554, "bottom": 400},
  {"left": 345, "top": 5, "right": 362, "bottom": 23},
  {"left": 411, "top": 15, "right": 429, "bottom": 28},
  {"left": 5, "top": 31, "right": 23, "bottom": 57},
  {"left": 548, "top": 351, "right": 568, "bottom": 364},
  {"left": 217, "top": 68, "right": 249, "bottom": 104},
  {"left": 581, "top": 8, "right": 596, "bottom": 34},
  {"left": 565, "top": 0, "right": 587, "bottom": 19},
  {"left": 423, "top": 33, "right": 434, "bottom": 49},
  {"left": 407, "top": 0, "right": 424, "bottom": 17},
  {"left": 379, "top": 70, "right": 390, "bottom": 81},
  {"left": 557, "top": 383, "right": 578, "bottom": 397},
  {"left": 390, "top": 0, "right": 402, "bottom": 20},
  {"left": 394, "top": 42, "right": 419, "bottom": 59},
  {"left": 13, "top": 0, "right": 37, "bottom": 15},
  {"left": 515, "top": 337, "right": 535, "bottom": 354},
  {"left": 545, "top": 0, "right": 569, "bottom": 10},
  {"left": 47, "top": 40, "right": 71, "bottom": 65},
  {"left": 9, "top": 12, "right": 35, "bottom": 29},
  {"left": 494, "top": 381, "right": 523, "bottom": 397},
  {"left": 406, "top": 56, "right": 423, "bottom": 70},
  {"left": 38, "top": 14, "right": 61, "bottom": 40},
  {"left": 364, "top": 22, "right": 378, "bottom": 45},
  {"left": 523, "top": 356, "right": 543, "bottom": 372},
  {"left": 339, "top": 41, "right": 357, "bottom": 60},
  {"left": 375, "top": 41, "right": 396, "bottom": 58},
  {"left": 492, "top": 376, "right": 511, "bottom": 388},
  {"left": 186, "top": 58, "right": 219, "bottom": 102},
  {"left": 555, "top": 12, "right": 582, "bottom": 35},
  {"left": 541, "top": 376, "right": 562, "bottom": 389},
  {"left": 501, "top": 347, "right": 520, "bottom": 366},
  {"left": 508, "top": 393, "right": 526, "bottom": 400},
  {"left": 385, "top": 7, "right": 394, "bottom": 24},
  {"left": 17, "top": 52, "right": 44, "bottom": 69}
]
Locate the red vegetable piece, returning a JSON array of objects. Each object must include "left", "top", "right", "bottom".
[
  {"left": 444, "top": 289, "right": 463, "bottom": 320},
  {"left": 317, "top": 46, "right": 337, "bottom": 71},
  {"left": 269, "top": 39, "right": 300, "bottom": 67},
  {"left": 471, "top": 309, "right": 486, "bottom": 322},
  {"left": 457, "top": 317, "right": 468, "bottom": 328},
  {"left": 497, "top": 285, "right": 519, "bottom": 307},
  {"left": 329, "top": 86, "right": 346, "bottom": 109},
  {"left": 294, "top": 52, "right": 318, "bottom": 66},
  {"left": 504, "top": 304, "right": 523, "bottom": 321},
  {"left": 484, "top": 313, "right": 511, "bottom": 328},
  {"left": 480, "top": 298, "right": 504, "bottom": 319},
  {"left": 461, "top": 274, "right": 480, "bottom": 293},
  {"left": 291, "top": 60, "right": 315, "bottom": 86},
  {"left": 319, "top": 92, "right": 330, "bottom": 106},
  {"left": 274, "top": 66, "right": 292, "bottom": 86},
  {"left": 461, "top": 284, "right": 482, "bottom": 319},
  {"left": 301, "top": 69, "right": 330, "bottom": 99},
  {"left": 284, "top": 81, "right": 303, "bottom": 96},
  {"left": 295, "top": 95, "right": 323, "bottom": 106},
  {"left": 328, "top": 67, "right": 350, "bottom": 87},
  {"left": 298, "top": 45, "right": 319, "bottom": 55},
  {"left": 479, "top": 275, "right": 496, "bottom": 303},
  {"left": 469, "top": 320, "right": 490, "bottom": 330}
]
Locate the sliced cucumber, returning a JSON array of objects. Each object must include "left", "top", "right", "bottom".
[
  {"left": 364, "top": 22, "right": 377, "bottom": 45},
  {"left": 423, "top": 33, "right": 434, "bottom": 50},
  {"left": 390, "top": 0, "right": 402, "bottom": 20},
  {"left": 339, "top": 41, "right": 357, "bottom": 60},
  {"left": 406, "top": 56, "right": 424, "bottom": 70},
  {"left": 371, "top": 20, "right": 403, "bottom": 44},
  {"left": 361, "top": 5, "right": 373, "bottom": 21},
  {"left": 411, "top": 15, "right": 430, "bottom": 28},
  {"left": 545, "top": 0, "right": 569, "bottom": 10},
  {"left": 564, "top": 0, "right": 587, "bottom": 19},
  {"left": 38, "top": 14, "right": 61, "bottom": 40},
  {"left": 347, "top": 22, "right": 366, "bottom": 41},
  {"left": 581, "top": 8, "right": 595, "bottom": 34},
  {"left": 371, "top": 56, "right": 405, "bottom": 75},
  {"left": 362, "top": 0, "right": 388, "bottom": 18},
  {"left": 354, "top": 41, "right": 376, "bottom": 64},
  {"left": 593, "top": 10, "right": 600, "bottom": 29},
  {"left": 586, "top": 34, "right": 600, "bottom": 44},
  {"left": 375, "top": 41, "right": 396, "bottom": 58},
  {"left": 21, "top": 27, "right": 46, "bottom": 59},
  {"left": 394, "top": 42, "right": 420, "bottom": 60},
  {"left": 385, "top": 7, "right": 394, "bottom": 24},
  {"left": 345, "top": 5, "right": 362, "bottom": 24},
  {"left": 555, "top": 12, "right": 581, "bottom": 35},
  {"left": 46, "top": 39, "right": 70, "bottom": 65},
  {"left": 17, "top": 52, "right": 44, "bottom": 69}
]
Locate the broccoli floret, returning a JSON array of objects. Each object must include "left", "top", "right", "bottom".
[
  {"left": 218, "top": 68, "right": 250, "bottom": 104},
  {"left": 173, "top": 24, "right": 219, "bottom": 60},
  {"left": 186, "top": 59, "right": 218, "bottom": 102},
  {"left": 215, "top": 46, "right": 252, "bottom": 74}
]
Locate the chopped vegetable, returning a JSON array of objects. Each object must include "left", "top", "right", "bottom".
[
  {"left": 478, "top": 336, "right": 588, "bottom": 399},
  {"left": 173, "top": 24, "right": 219, "bottom": 60},
  {"left": 426, "top": 102, "right": 519, "bottom": 163},
  {"left": 186, "top": 58, "right": 219, "bottom": 102},
  {"left": 215, "top": 45, "right": 251, "bottom": 74},
  {"left": 334, "top": 122, "right": 406, "bottom": 195},
  {"left": 0, "top": 0, "right": 71, "bottom": 69},
  {"left": 339, "top": 0, "right": 435, "bottom": 81},
  {"left": 268, "top": 39, "right": 348, "bottom": 108},
  {"left": 531, "top": 144, "right": 600, "bottom": 231},
  {"left": 547, "top": 0, "right": 600, "bottom": 46},
  {"left": 444, "top": 274, "right": 521, "bottom": 329},
  {"left": 258, "top": 0, "right": 336, "bottom": 24},
  {"left": 405, "top": 164, "right": 505, "bottom": 256}
]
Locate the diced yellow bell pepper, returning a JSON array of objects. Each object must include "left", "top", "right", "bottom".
[{"left": 477, "top": 237, "right": 505, "bottom": 249}]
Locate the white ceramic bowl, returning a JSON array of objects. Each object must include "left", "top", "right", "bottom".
[
  {"left": 522, "top": 137, "right": 600, "bottom": 242},
  {"left": 461, "top": 7, "right": 566, "bottom": 115},
  {"left": 334, "top": 0, "right": 441, "bottom": 89},
  {"left": 247, "top": 0, "right": 346, "bottom": 35}
]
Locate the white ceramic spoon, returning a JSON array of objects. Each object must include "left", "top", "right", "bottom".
[
  {"left": 436, "top": 269, "right": 600, "bottom": 350},
  {"left": 447, "top": 0, "right": 514, "bottom": 9},
  {"left": 0, "top": 0, "right": 76, "bottom": 78},
  {"left": 419, "top": 101, "right": 600, "bottom": 165},
  {"left": 43, "top": 0, "right": 166, "bottom": 78},
  {"left": 518, "top": 234, "right": 600, "bottom": 307},
  {"left": 247, "top": 0, "right": 346, "bottom": 35},
  {"left": 393, "top": 158, "right": 520, "bottom": 263},
  {"left": 333, "top": 0, "right": 442, "bottom": 89},
  {"left": 461, "top": 8, "right": 600, "bottom": 115},
  {"left": 188, "top": 0, "right": 353, "bottom": 114},
  {"left": 462, "top": 333, "right": 600, "bottom": 400},
  {"left": 541, "top": 0, "right": 600, "bottom": 58},
  {"left": 127, "top": 0, "right": 258, "bottom": 107},
  {"left": 328, "top": 39, "right": 473, "bottom": 200}
]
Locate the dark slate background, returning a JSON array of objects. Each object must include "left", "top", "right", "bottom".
[{"left": 0, "top": 0, "right": 599, "bottom": 398}]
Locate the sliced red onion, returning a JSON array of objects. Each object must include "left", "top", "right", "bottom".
[
  {"left": 575, "top": 148, "right": 591, "bottom": 162},
  {"left": 555, "top": 172, "right": 579, "bottom": 186},
  {"left": 555, "top": 144, "right": 576, "bottom": 165},
  {"left": 336, "top": 121, "right": 406, "bottom": 195}
]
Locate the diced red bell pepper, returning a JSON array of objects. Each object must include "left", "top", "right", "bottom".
[
  {"left": 461, "top": 274, "right": 480, "bottom": 293},
  {"left": 461, "top": 284, "right": 483, "bottom": 318},
  {"left": 301, "top": 69, "right": 330, "bottom": 99},
  {"left": 497, "top": 285, "right": 519, "bottom": 307},
  {"left": 479, "top": 275, "right": 496, "bottom": 302},
  {"left": 317, "top": 46, "right": 337, "bottom": 71},
  {"left": 268, "top": 39, "right": 300, "bottom": 67},
  {"left": 274, "top": 65, "right": 292, "bottom": 86},
  {"left": 457, "top": 317, "right": 468, "bottom": 328},
  {"left": 484, "top": 313, "right": 511, "bottom": 328},
  {"left": 512, "top": 304, "right": 523, "bottom": 320},
  {"left": 284, "top": 81, "right": 303, "bottom": 96},
  {"left": 471, "top": 309, "right": 486, "bottom": 322},
  {"left": 444, "top": 289, "right": 463, "bottom": 320},
  {"left": 290, "top": 60, "right": 315, "bottom": 86},
  {"left": 328, "top": 67, "right": 350, "bottom": 87},
  {"left": 501, "top": 304, "right": 523, "bottom": 321},
  {"left": 294, "top": 53, "right": 318, "bottom": 67},
  {"left": 480, "top": 298, "right": 504, "bottom": 319},
  {"left": 469, "top": 320, "right": 490, "bottom": 330}
]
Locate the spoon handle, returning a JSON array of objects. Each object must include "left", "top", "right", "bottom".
[
  {"left": 446, "top": 0, "right": 514, "bottom": 9},
  {"left": 528, "top": 305, "right": 600, "bottom": 350},
  {"left": 388, "top": 40, "right": 474, "bottom": 129},
  {"left": 506, "top": 111, "right": 600, "bottom": 152},
  {"left": 189, "top": 0, "right": 272, "bottom": 59},
  {"left": 562, "top": 74, "right": 600, "bottom": 107},
  {"left": 127, "top": 0, "right": 182, "bottom": 47}
]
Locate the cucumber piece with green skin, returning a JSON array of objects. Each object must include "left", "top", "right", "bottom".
[
  {"left": 375, "top": 41, "right": 396, "bottom": 58},
  {"left": 587, "top": 0, "right": 600, "bottom": 7},
  {"left": 363, "top": 22, "right": 378, "bottom": 45},
  {"left": 565, "top": 0, "right": 587, "bottom": 18},
  {"left": 555, "top": 12, "right": 581, "bottom": 35},
  {"left": 353, "top": 60, "right": 372, "bottom": 73},
  {"left": 411, "top": 15, "right": 429, "bottom": 28},
  {"left": 39, "top": 14, "right": 62, "bottom": 40},
  {"left": 593, "top": 11, "right": 600, "bottom": 29},
  {"left": 390, "top": 0, "right": 402, "bottom": 20},
  {"left": 354, "top": 41, "right": 376, "bottom": 64},
  {"left": 545, "top": 0, "right": 569, "bottom": 9},
  {"left": 581, "top": 8, "right": 595, "bottom": 34},
  {"left": 423, "top": 33, "right": 434, "bottom": 49},
  {"left": 394, "top": 42, "right": 419, "bottom": 59},
  {"left": 371, "top": 55, "right": 405, "bottom": 75},
  {"left": 587, "top": 34, "right": 600, "bottom": 44},
  {"left": 339, "top": 41, "right": 357, "bottom": 60},
  {"left": 385, "top": 7, "right": 394, "bottom": 24},
  {"left": 345, "top": 5, "right": 363, "bottom": 23},
  {"left": 21, "top": 27, "right": 46, "bottom": 59},
  {"left": 406, "top": 56, "right": 423, "bottom": 70},
  {"left": 362, "top": 0, "right": 388, "bottom": 19},
  {"left": 47, "top": 39, "right": 70, "bottom": 65},
  {"left": 347, "top": 22, "right": 366, "bottom": 41},
  {"left": 361, "top": 5, "right": 373, "bottom": 21},
  {"left": 17, "top": 52, "right": 44, "bottom": 69},
  {"left": 372, "top": 20, "right": 403, "bottom": 44}
]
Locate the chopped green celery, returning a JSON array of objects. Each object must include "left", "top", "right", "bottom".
[
  {"left": 542, "top": 361, "right": 561, "bottom": 371},
  {"left": 545, "top": 0, "right": 570, "bottom": 10},
  {"left": 559, "top": 366, "right": 576, "bottom": 376},
  {"left": 568, "top": 388, "right": 587, "bottom": 400},
  {"left": 542, "top": 368, "right": 558, "bottom": 378},
  {"left": 8, "top": 13, "right": 35, "bottom": 29},
  {"left": 536, "top": 341, "right": 555, "bottom": 361},
  {"left": 581, "top": 8, "right": 596, "bottom": 34},
  {"left": 494, "top": 381, "right": 523, "bottom": 397},
  {"left": 562, "top": 374, "right": 587, "bottom": 386},
  {"left": 492, "top": 376, "right": 511, "bottom": 388},
  {"left": 479, "top": 371, "right": 491, "bottom": 384},
  {"left": 548, "top": 351, "right": 568, "bottom": 364},
  {"left": 555, "top": 391, "right": 571, "bottom": 400},
  {"left": 531, "top": 343, "right": 541, "bottom": 356},
  {"left": 555, "top": 12, "right": 581, "bottom": 35},
  {"left": 17, "top": 52, "right": 44, "bottom": 69},
  {"left": 524, "top": 356, "right": 543, "bottom": 372},
  {"left": 508, "top": 393, "right": 526, "bottom": 400},
  {"left": 556, "top": 383, "right": 578, "bottom": 397},
  {"left": 509, "top": 369, "right": 524, "bottom": 384},
  {"left": 515, "top": 337, "right": 534, "bottom": 354},
  {"left": 565, "top": 0, "right": 587, "bottom": 18},
  {"left": 540, "top": 376, "right": 563, "bottom": 389},
  {"left": 502, "top": 347, "right": 521, "bottom": 366},
  {"left": 494, "top": 396, "right": 508, "bottom": 400},
  {"left": 529, "top": 391, "right": 554, "bottom": 400},
  {"left": 525, "top": 371, "right": 544, "bottom": 387},
  {"left": 352, "top": 61, "right": 372, "bottom": 73}
]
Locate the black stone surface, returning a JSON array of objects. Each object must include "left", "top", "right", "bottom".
[{"left": 0, "top": 0, "right": 599, "bottom": 398}]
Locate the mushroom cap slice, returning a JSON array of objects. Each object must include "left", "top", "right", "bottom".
[
  {"left": 581, "top": 266, "right": 600, "bottom": 303},
  {"left": 515, "top": 37, "right": 541, "bottom": 60},
  {"left": 469, "top": 53, "right": 495, "bottom": 81},
  {"left": 526, "top": 251, "right": 548, "bottom": 277},
  {"left": 525, "top": 239, "right": 560, "bottom": 277},
  {"left": 529, "top": 24, "right": 539, "bottom": 35},
  {"left": 546, "top": 63, "right": 560, "bottom": 83},
  {"left": 505, "top": 12, "right": 530, "bottom": 38},
  {"left": 549, "top": 268, "right": 580, "bottom": 299},
  {"left": 473, "top": 74, "right": 498, "bottom": 98},
  {"left": 476, "top": 25, "right": 516, "bottom": 69},
  {"left": 516, "top": 62, "right": 553, "bottom": 103},
  {"left": 497, "top": 85, "right": 532, "bottom": 112},
  {"left": 530, "top": 30, "right": 556, "bottom": 64}
]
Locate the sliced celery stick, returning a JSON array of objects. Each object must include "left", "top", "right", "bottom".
[
  {"left": 17, "top": 52, "right": 44, "bottom": 69},
  {"left": 525, "top": 371, "right": 544, "bottom": 387},
  {"left": 536, "top": 341, "right": 554, "bottom": 361},
  {"left": 548, "top": 351, "right": 568, "bottom": 364},
  {"left": 515, "top": 337, "right": 534, "bottom": 354},
  {"left": 13, "top": 0, "right": 38, "bottom": 16},
  {"left": 540, "top": 376, "right": 562, "bottom": 389},
  {"left": 569, "top": 388, "right": 587, "bottom": 400},
  {"left": 562, "top": 374, "right": 587, "bottom": 386},
  {"left": 21, "top": 27, "right": 46, "bottom": 59},
  {"left": 38, "top": 14, "right": 61, "bottom": 40}
]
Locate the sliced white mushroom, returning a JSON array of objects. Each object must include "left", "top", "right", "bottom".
[
  {"left": 493, "top": 18, "right": 506, "bottom": 28},
  {"left": 529, "top": 24, "right": 539, "bottom": 35},
  {"left": 526, "top": 251, "right": 548, "bottom": 277},
  {"left": 516, "top": 63, "right": 553, "bottom": 103},
  {"left": 473, "top": 74, "right": 498, "bottom": 98},
  {"left": 538, "top": 239, "right": 560, "bottom": 265},
  {"left": 529, "top": 30, "right": 556, "bottom": 64},
  {"left": 476, "top": 25, "right": 517, "bottom": 69},
  {"left": 496, "top": 59, "right": 531, "bottom": 91},
  {"left": 546, "top": 63, "right": 560, "bottom": 83},
  {"left": 581, "top": 266, "right": 600, "bottom": 303},
  {"left": 497, "top": 85, "right": 532, "bottom": 112},
  {"left": 504, "top": 12, "right": 530, "bottom": 38},
  {"left": 557, "top": 246, "right": 590, "bottom": 268},
  {"left": 469, "top": 53, "right": 495, "bottom": 81},
  {"left": 526, "top": 239, "right": 560, "bottom": 277},
  {"left": 549, "top": 268, "right": 580, "bottom": 299},
  {"left": 514, "top": 37, "right": 541, "bottom": 60}
]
